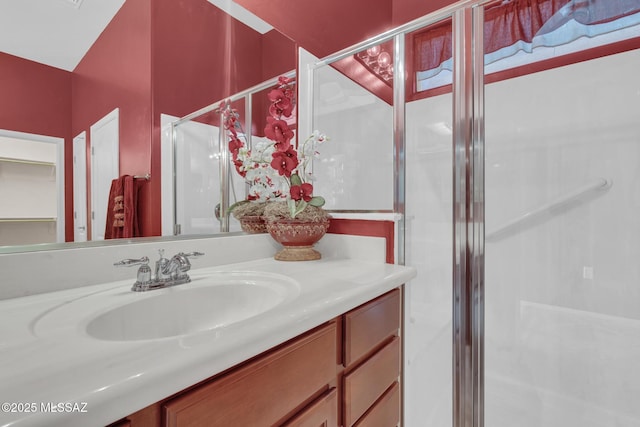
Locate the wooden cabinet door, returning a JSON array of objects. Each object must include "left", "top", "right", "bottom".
[
  {"left": 283, "top": 388, "right": 338, "bottom": 427},
  {"left": 344, "top": 289, "right": 400, "bottom": 367},
  {"left": 343, "top": 337, "right": 401, "bottom": 426},
  {"left": 163, "top": 322, "right": 337, "bottom": 427},
  {"left": 353, "top": 382, "right": 400, "bottom": 427}
]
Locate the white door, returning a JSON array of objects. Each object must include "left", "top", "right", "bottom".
[
  {"left": 72, "top": 132, "right": 87, "bottom": 242},
  {"left": 90, "top": 109, "right": 119, "bottom": 241}
]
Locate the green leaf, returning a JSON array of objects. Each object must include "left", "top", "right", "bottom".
[
  {"left": 287, "top": 199, "right": 296, "bottom": 217},
  {"left": 289, "top": 200, "right": 308, "bottom": 218},
  {"left": 290, "top": 173, "right": 302, "bottom": 186},
  {"left": 309, "top": 196, "right": 325, "bottom": 207}
]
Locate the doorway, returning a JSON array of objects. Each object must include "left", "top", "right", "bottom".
[{"left": 0, "top": 129, "right": 64, "bottom": 246}]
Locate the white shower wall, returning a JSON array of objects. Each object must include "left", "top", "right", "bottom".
[
  {"left": 485, "top": 48, "right": 640, "bottom": 320},
  {"left": 484, "top": 47, "right": 640, "bottom": 426},
  {"left": 405, "top": 46, "right": 640, "bottom": 427},
  {"left": 312, "top": 63, "right": 394, "bottom": 211},
  {"left": 403, "top": 46, "right": 640, "bottom": 426}
]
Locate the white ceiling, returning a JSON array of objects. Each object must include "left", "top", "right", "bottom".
[{"left": 0, "top": 0, "right": 272, "bottom": 72}]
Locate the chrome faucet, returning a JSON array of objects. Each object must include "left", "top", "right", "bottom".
[{"left": 115, "top": 249, "right": 204, "bottom": 292}]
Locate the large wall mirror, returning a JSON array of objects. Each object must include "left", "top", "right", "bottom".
[
  {"left": 0, "top": 0, "right": 442, "bottom": 253},
  {"left": 0, "top": 0, "right": 296, "bottom": 251}
]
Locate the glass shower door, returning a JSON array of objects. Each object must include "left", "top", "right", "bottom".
[
  {"left": 483, "top": 4, "right": 640, "bottom": 425},
  {"left": 173, "top": 103, "right": 246, "bottom": 235},
  {"left": 404, "top": 18, "right": 454, "bottom": 427}
]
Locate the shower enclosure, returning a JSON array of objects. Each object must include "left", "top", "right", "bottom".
[
  {"left": 483, "top": 24, "right": 640, "bottom": 427},
  {"left": 309, "top": 0, "right": 640, "bottom": 425}
]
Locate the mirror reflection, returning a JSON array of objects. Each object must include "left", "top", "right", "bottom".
[
  {"left": 169, "top": 74, "right": 298, "bottom": 237},
  {"left": 0, "top": 0, "right": 295, "bottom": 249},
  {"left": 311, "top": 44, "right": 395, "bottom": 212}
]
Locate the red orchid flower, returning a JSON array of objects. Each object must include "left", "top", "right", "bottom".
[
  {"left": 270, "top": 147, "right": 299, "bottom": 177},
  {"left": 264, "top": 116, "right": 294, "bottom": 148},
  {"left": 232, "top": 158, "right": 246, "bottom": 177},
  {"left": 278, "top": 76, "right": 293, "bottom": 86},
  {"left": 228, "top": 135, "right": 243, "bottom": 156},
  {"left": 290, "top": 183, "right": 313, "bottom": 202},
  {"left": 267, "top": 88, "right": 293, "bottom": 118},
  {"left": 222, "top": 109, "right": 235, "bottom": 126}
]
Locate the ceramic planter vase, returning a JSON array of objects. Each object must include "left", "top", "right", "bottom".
[
  {"left": 266, "top": 217, "right": 331, "bottom": 261},
  {"left": 239, "top": 215, "right": 268, "bottom": 234}
]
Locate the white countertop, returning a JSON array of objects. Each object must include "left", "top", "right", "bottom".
[{"left": 0, "top": 256, "right": 416, "bottom": 427}]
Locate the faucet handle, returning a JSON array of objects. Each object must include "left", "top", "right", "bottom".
[
  {"left": 114, "top": 257, "right": 153, "bottom": 292},
  {"left": 114, "top": 256, "right": 150, "bottom": 267},
  {"left": 179, "top": 251, "right": 204, "bottom": 258}
]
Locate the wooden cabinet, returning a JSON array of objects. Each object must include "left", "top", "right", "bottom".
[
  {"left": 342, "top": 289, "right": 402, "bottom": 427},
  {"left": 352, "top": 382, "right": 400, "bottom": 427},
  {"left": 164, "top": 322, "right": 338, "bottom": 427},
  {"left": 283, "top": 388, "right": 338, "bottom": 427},
  {"left": 111, "top": 288, "right": 402, "bottom": 427}
]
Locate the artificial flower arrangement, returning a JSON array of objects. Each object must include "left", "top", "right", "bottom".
[{"left": 221, "top": 76, "right": 330, "bottom": 224}]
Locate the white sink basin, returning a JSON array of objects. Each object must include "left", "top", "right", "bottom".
[{"left": 34, "top": 272, "right": 300, "bottom": 342}]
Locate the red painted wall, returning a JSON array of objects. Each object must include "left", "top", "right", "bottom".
[
  {"left": 150, "top": 0, "right": 259, "bottom": 236},
  {"left": 236, "top": 0, "right": 462, "bottom": 58},
  {"left": 235, "top": 0, "right": 393, "bottom": 59},
  {"left": 0, "top": 53, "right": 71, "bottom": 138},
  {"left": 151, "top": 2, "right": 295, "bottom": 121},
  {"left": 68, "top": 0, "right": 296, "bottom": 238},
  {"left": 72, "top": 0, "right": 152, "bottom": 238},
  {"left": 152, "top": 1, "right": 262, "bottom": 118},
  {"left": 150, "top": 0, "right": 296, "bottom": 236},
  {"left": 261, "top": 30, "right": 297, "bottom": 80},
  {"left": 328, "top": 219, "right": 395, "bottom": 264},
  {"left": 392, "top": 0, "right": 458, "bottom": 27},
  {"left": 0, "top": 52, "right": 73, "bottom": 240}
]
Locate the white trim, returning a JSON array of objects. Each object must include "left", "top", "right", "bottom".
[
  {"left": 205, "top": 0, "right": 273, "bottom": 34},
  {"left": 160, "top": 114, "right": 177, "bottom": 236},
  {"left": 55, "top": 135, "right": 65, "bottom": 243},
  {"left": 72, "top": 131, "right": 88, "bottom": 242},
  {"left": 297, "top": 47, "right": 317, "bottom": 145}
]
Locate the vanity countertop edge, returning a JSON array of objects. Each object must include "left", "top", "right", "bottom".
[{"left": 0, "top": 255, "right": 416, "bottom": 427}]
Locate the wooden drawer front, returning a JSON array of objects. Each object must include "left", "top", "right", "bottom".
[
  {"left": 164, "top": 322, "right": 337, "bottom": 427},
  {"left": 343, "top": 337, "right": 400, "bottom": 427},
  {"left": 353, "top": 382, "right": 400, "bottom": 427},
  {"left": 344, "top": 289, "right": 400, "bottom": 367},
  {"left": 283, "top": 388, "right": 338, "bottom": 427}
]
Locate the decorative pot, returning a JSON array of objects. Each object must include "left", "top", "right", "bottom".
[
  {"left": 239, "top": 215, "right": 267, "bottom": 234},
  {"left": 266, "top": 217, "right": 331, "bottom": 261}
]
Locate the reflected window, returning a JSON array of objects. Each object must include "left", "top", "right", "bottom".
[{"left": 411, "top": 0, "right": 640, "bottom": 95}]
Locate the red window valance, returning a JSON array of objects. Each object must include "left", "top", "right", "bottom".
[{"left": 413, "top": 0, "right": 640, "bottom": 87}]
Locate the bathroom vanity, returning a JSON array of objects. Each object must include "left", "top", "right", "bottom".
[
  {"left": 113, "top": 289, "right": 401, "bottom": 427},
  {"left": 0, "top": 234, "right": 415, "bottom": 427}
]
